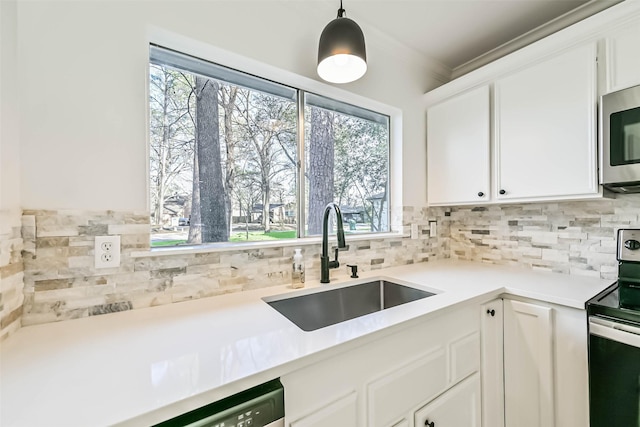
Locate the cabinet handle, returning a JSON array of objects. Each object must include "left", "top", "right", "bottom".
[
  {"left": 487, "top": 309, "right": 496, "bottom": 317},
  {"left": 499, "top": 189, "right": 506, "bottom": 195},
  {"left": 425, "top": 420, "right": 435, "bottom": 427},
  {"left": 477, "top": 191, "right": 484, "bottom": 197}
]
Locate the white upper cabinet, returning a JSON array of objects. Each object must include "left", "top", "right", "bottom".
[
  {"left": 494, "top": 44, "right": 598, "bottom": 201},
  {"left": 426, "top": 44, "right": 599, "bottom": 206},
  {"left": 604, "top": 17, "right": 640, "bottom": 93},
  {"left": 424, "top": 1, "right": 640, "bottom": 207},
  {"left": 427, "top": 85, "right": 490, "bottom": 205}
]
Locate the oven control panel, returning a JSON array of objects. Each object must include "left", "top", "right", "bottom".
[{"left": 617, "top": 229, "right": 640, "bottom": 262}]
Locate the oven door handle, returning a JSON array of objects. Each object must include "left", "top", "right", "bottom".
[{"left": 589, "top": 317, "right": 640, "bottom": 349}]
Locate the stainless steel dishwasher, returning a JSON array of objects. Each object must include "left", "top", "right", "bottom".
[{"left": 153, "top": 378, "right": 284, "bottom": 427}]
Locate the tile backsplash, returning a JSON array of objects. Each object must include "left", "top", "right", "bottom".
[
  {"left": 3, "top": 195, "right": 638, "bottom": 338},
  {"left": 435, "top": 195, "right": 640, "bottom": 280},
  {"left": 0, "top": 209, "right": 24, "bottom": 341},
  {"left": 19, "top": 207, "right": 442, "bottom": 327}
]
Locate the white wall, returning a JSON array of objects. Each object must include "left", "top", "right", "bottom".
[
  {"left": 1, "top": 0, "right": 20, "bottom": 211},
  {"left": 17, "top": 0, "right": 443, "bottom": 211}
]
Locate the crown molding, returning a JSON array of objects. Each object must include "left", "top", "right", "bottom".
[
  {"left": 452, "top": 0, "right": 625, "bottom": 79},
  {"left": 425, "top": 0, "right": 640, "bottom": 107}
]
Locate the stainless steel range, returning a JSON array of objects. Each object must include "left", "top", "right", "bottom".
[{"left": 587, "top": 229, "right": 640, "bottom": 427}]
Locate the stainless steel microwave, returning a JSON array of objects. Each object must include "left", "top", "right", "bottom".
[{"left": 600, "top": 84, "right": 640, "bottom": 193}]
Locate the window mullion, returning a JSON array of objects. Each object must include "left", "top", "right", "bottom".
[{"left": 296, "top": 89, "right": 306, "bottom": 239}]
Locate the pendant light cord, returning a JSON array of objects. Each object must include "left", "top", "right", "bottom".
[{"left": 337, "top": 0, "right": 345, "bottom": 18}]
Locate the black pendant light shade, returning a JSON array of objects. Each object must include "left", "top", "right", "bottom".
[{"left": 317, "top": 1, "right": 367, "bottom": 84}]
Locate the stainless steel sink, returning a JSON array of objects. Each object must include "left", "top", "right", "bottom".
[{"left": 264, "top": 279, "right": 436, "bottom": 331}]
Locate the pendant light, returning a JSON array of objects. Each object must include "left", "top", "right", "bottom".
[{"left": 317, "top": 0, "right": 367, "bottom": 84}]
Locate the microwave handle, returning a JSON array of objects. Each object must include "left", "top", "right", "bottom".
[{"left": 589, "top": 317, "right": 640, "bottom": 349}]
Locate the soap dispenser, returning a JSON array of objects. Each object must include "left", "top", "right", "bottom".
[{"left": 291, "top": 248, "right": 305, "bottom": 288}]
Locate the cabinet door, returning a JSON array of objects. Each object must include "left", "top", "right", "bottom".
[
  {"left": 503, "top": 299, "right": 554, "bottom": 427},
  {"left": 553, "top": 305, "right": 589, "bottom": 427},
  {"left": 605, "top": 18, "right": 640, "bottom": 93},
  {"left": 494, "top": 44, "right": 597, "bottom": 200},
  {"left": 480, "top": 299, "right": 504, "bottom": 427},
  {"left": 290, "top": 392, "right": 357, "bottom": 427},
  {"left": 427, "top": 85, "right": 490, "bottom": 205},
  {"left": 367, "top": 347, "right": 446, "bottom": 427},
  {"left": 414, "top": 373, "right": 481, "bottom": 427}
]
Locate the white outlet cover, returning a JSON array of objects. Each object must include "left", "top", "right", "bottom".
[
  {"left": 95, "top": 235, "right": 121, "bottom": 269},
  {"left": 411, "top": 223, "right": 419, "bottom": 240}
]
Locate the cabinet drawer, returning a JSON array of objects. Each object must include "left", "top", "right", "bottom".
[
  {"left": 367, "top": 347, "right": 446, "bottom": 427},
  {"left": 414, "top": 372, "right": 481, "bottom": 427}
]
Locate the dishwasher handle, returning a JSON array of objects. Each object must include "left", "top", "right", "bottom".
[{"left": 589, "top": 316, "right": 640, "bottom": 349}]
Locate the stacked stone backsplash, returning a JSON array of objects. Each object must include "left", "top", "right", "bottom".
[
  {"left": 20, "top": 197, "right": 638, "bottom": 328},
  {"left": 20, "top": 207, "right": 443, "bottom": 326},
  {"left": 434, "top": 195, "right": 640, "bottom": 281},
  {"left": 1, "top": 209, "right": 24, "bottom": 340}
]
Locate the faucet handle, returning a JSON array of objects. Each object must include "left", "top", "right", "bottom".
[
  {"left": 347, "top": 264, "right": 358, "bottom": 278},
  {"left": 334, "top": 245, "right": 350, "bottom": 251}
]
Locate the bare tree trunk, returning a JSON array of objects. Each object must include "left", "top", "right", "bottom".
[
  {"left": 154, "top": 71, "right": 172, "bottom": 227},
  {"left": 308, "top": 109, "right": 335, "bottom": 235},
  {"left": 221, "top": 87, "right": 238, "bottom": 236},
  {"left": 240, "top": 199, "right": 249, "bottom": 240},
  {"left": 262, "top": 167, "right": 271, "bottom": 233},
  {"left": 375, "top": 186, "right": 387, "bottom": 232},
  {"left": 188, "top": 143, "right": 202, "bottom": 243},
  {"left": 194, "top": 76, "right": 228, "bottom": 242}
]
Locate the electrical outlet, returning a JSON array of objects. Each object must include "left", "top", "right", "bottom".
[
  {"left": 95, "top": 235, "right": 121, "bottom": 269},
  {"left": 429, "top": 221, "right": 437, "bottom": 236},
  {"left": 411, "top": 223, "right": 419, "bottom": 240}
]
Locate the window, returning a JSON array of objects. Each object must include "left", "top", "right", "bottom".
[{"left": 149, "top": 45, "right": 390, "bottom": 247}]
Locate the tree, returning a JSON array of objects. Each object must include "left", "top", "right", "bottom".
[
  {"left": 233, "top": 159, "right": 262, "bottom": 240},
  {"left": 236, "top": 91, "right": 296, "bottom": 234},
  {"left": 333, "top": 116, "right": 388, "bottom": 231},
  {"left": 220, "top": 86, "right": 238, "bottom": 236},
  {"left": 307, "top": 108, "right": 335, "bottom": 235},
  {"left": 188, "top": 142, "right": 202, "bottom": 243},
  {"left": 149, "top": 65, "right": 194, "bottom": 227},
  {"left": 194, "top": 76, "right": 228, "bottom": 242}
]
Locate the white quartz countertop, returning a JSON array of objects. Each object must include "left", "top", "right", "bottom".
[{"left": 0, "top": 260, "right": 614, "bottom": 427}]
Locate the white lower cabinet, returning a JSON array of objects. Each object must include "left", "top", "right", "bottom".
[
  {"left": 281, "top": 305, "right": 481, "bottom": 427},
  {"left": 503, "top": 299, "right": 555, "bottom": 427},
  {"left": 289, "top": 392, "right": 357, "bottom": 427},
  {"left": 414, "top": 373, "right": 481, "bottom": 427},
  {"left": 367, "top": 347, "right": 447, "bottom": 426},
  {"left": 480, "top": 299, "right": 504, "bottom": 427},
  {"left": 283, "top": 295, "right": 588, "bottom": 427},
  {"left": 482, "top": 297, "right": 589, "bottom": 427}
]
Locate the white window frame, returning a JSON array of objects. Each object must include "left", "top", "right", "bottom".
[{"left": 141, "top": 27, "right": 403, "bottom": 256}]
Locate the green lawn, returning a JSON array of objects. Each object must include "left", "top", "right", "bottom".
[
  {"left": 151, "top": 230, "right": 297, "bottom": 247},
  {"left": 230, "top": 230, "right": 297, "bottom": 241},
  {"left": 152, "top": 239, "right": 187, "bottom": 247}
]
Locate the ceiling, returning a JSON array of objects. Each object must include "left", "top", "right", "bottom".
[{"left": 324, "top": 0, "right": 623, "bottom": 76}]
